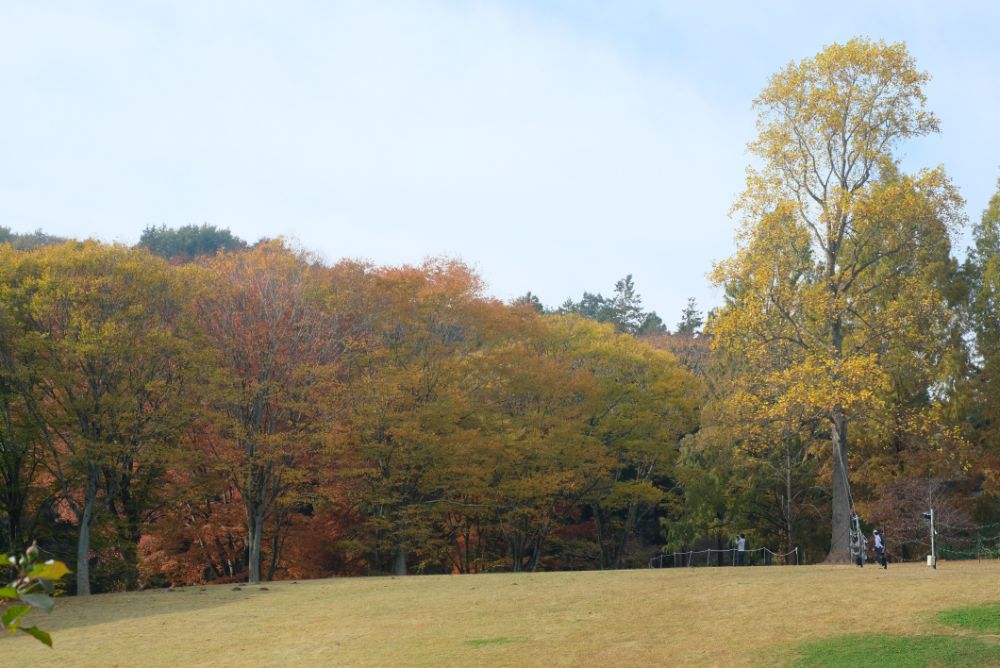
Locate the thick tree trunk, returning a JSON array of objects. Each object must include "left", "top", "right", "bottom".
[
  {"left": 825, "top": 282, "right": 851, "bottom": 563},
  {"left": 75, "top": 469, "right": 98, "bottom": 596},
  {"left": 248, "top": 509, "right": 264, "bottom": 584},
  {"left": 827, "top": 412, "right": 851, "bottom": 562}
]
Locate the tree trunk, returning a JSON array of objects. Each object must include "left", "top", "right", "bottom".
[
  {"left": 509, "top": 533, "right": 524, "bottom": 572},
  {"left": 266, "top": 513, "right": 284, "bottom": 582},
  {"left": 118, "top": 477, "right": 144, "bottom": 590},
  {"left": 785, "top": 444, "right": 795, "bottom": 557},
  {"left": 393, "top": 544, "right": 408, "bottom": 576},
  {"left": 75, "top": 468, "right": 99, "bottom": 596},
  {"left": 825, "top": 286, "right": 851, "bottom": 563},
  {"left": 529, "top": 538, "right": 543, "bottom": 572},
  {"left": 614, "top": 501, "right": 640, "bottom": 569},
  {"left": 248, "top": 509, "right": 264, "bottom": 584},
  {"left": 827, "top": 412, "right": 851, "bottom": 562},
  {"left": 592, "top": 505, "right": 608, "bottom": 570}
]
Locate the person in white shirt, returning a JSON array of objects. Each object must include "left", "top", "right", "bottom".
[
  {"left": 873, "top": 529, "right": 887, "bottom": 569},
  {"left": 736, "top": 534, "right": 747, "bottom": 566}
]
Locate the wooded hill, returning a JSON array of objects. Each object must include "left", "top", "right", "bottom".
[{"left": 1, "top": 38, "right": 999, "bottom": 592}]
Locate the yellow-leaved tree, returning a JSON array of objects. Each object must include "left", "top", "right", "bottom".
[{"left": 711, "top": 38, "right": 964, "bottom": 561}]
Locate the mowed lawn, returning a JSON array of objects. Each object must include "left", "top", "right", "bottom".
[{"left": 6, "top": 561, "right": 1000, "bottom": 667}]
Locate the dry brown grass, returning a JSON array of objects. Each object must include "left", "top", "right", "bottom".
[{"left": 5, "top": 561, "right": 1000, "bottom": 666}]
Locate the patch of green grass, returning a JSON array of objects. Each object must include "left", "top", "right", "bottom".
[
  {"left": 938, "top": 602, "right": 1000, "bottom": 633},
  {"left": 793, "top": 633, "right": 1000, "bottom": 668},
  {"left": 464, "top": 636, "right": 514, "bottom": 647}
]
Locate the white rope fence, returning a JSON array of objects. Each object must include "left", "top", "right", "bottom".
[{"left": 648, "top": 546, "right": 799, "bottom": 568}]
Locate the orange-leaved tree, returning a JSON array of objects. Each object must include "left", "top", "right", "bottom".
[{"left": 189, "top": 242, "right": 343, "bottom": 584}]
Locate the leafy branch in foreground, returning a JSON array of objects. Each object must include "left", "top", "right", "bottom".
[{"left": 0, "top": 542, "right": 70, "bottom": 647}]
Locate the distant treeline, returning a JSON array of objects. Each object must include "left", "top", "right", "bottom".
[{"left": 0, "top": 234, "right": 713, "bottom": 592}]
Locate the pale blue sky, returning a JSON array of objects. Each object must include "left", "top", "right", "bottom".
[{"left": 2, "top": 1, "right": 997, "bottom": 323}]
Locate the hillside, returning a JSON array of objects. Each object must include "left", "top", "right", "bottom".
[{"left": 7, "top": 561, "right": 1000, "bottom": 667}]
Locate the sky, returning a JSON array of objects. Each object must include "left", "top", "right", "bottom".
[{"left": 2, "top": 1, "right": 998, "bottom": 324}]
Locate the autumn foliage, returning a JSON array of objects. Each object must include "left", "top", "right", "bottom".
[
  {"left": 1, "top": 39, "right": 998, "bottom": 590},
  {"left": 0, "top": 241, "right": 702, "bottom": 589}
]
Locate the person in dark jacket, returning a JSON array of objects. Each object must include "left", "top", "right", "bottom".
[{"left": 873, "top": 529, "right": 887, "bottom": 569}]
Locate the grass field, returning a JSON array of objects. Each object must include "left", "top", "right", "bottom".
[{"left": 5, "top": 561, "right": 1000, "bottom": 666}]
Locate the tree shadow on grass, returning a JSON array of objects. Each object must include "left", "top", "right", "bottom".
[{"left": 36, "top": 584, "right": 275, "bottom": 631}]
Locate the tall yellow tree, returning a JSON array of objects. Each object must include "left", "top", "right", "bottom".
[{"left": 712, "top": 38, "right": 963, "bottom": 560}]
